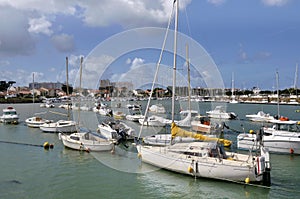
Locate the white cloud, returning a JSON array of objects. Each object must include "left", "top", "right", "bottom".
[
  {"left": 126, "top": 58, "right": 131, "bottom": 65},
  {"left": 58, "top": 54, "right": 115, "bottom": 89},
  {"left": 28, "top": 16, "right": 53, "bottom": 36},
  {"left": 0, "top": 0, "right": 77, "bottom": 15},
  {"left": 130, "top": 57, "right": 145, "bottom": 70},
  {"left": 110, "top": 57, "right": 145, "bottom": 82},
  {"left": 207, "top": 0, "right": 226, "bottom": 6},
  {"left": 0, "top": 69, "right": 46, "bottom": 86},
  {"left": 49, "top": 67, "right": 56, "bottom": 72},
  {"left": 78, "top": 0, "right": 192, "bottom": 28},
  {"left": 261, "top": 0, "right": 289, "bottom": 6},
  {"left": 51, "top": 33, "right": 75, "bottom": 52}
]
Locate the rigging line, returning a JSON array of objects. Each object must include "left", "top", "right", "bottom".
[
  {"left": 184, "top": 6, "right": 192, "bottom": 38},
  {"left": 137, "top": 1, "right": 176, "bottom": 139}
]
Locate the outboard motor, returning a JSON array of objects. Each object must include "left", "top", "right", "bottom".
[{"left": 256, "top": 127, "right": 264, "bottom": 143}]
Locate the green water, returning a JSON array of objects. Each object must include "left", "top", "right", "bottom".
[{"left": 0, "top": 102, "right": 300, "bottom": 199}]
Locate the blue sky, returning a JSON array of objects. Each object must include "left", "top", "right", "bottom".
[{"left": 0, "top": 0, "right": 299, "bottom": 90}]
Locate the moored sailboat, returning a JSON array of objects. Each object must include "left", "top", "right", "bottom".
[{"left": 136, "top": 0, "right": 271, "bottom": 186}]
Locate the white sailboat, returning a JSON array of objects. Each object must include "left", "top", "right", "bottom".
[
  {"left": 59, "top": 57, "right": 113, "bottom": 151},
  {"left": 136, "top": 0, "right": 271, "bottom": 186},
  {"left": 26, "top": 73, "right": 53, "bottom": 128},
  {"left": 39, "top": 57, "right": 77, "bottom": 133},
  {"left": 229, "top": 72, "right": 238, "bottom": 104}
]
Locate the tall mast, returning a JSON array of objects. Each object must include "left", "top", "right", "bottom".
[
  {"left": 186, "top": 44, "right": 191, "bottom": 113},
  {"left": 171, "top": 0, "right": 179, "bottom": 123},
  {"left": 32, "top": 73, "right": 35, "bottom": 104},
  {"left": 231, "top": 72, "right": 234, "bottom": 100},
  {"left": 77, "top": 57, "right": 83, "bottom": 126},
  {"left": 294, "top": 63, "right": 298, "bottom": 98},
  {"left": 276, "top": 70, "right": 280, "bottom": 117},
  {"left": 66, "top": 57, "right": 70, "bottom": 120}
]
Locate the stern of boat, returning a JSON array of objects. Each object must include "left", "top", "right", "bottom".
[{"left": 257, "top": 146, "right": 271, "bottom": 186}]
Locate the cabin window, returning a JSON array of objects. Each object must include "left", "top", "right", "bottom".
[{"left": 70, "top": 136, "right": 80, "bottom": 141}]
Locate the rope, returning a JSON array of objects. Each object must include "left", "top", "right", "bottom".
[{"left": 0, "top": 140, "right": 51, "bottom": 148}]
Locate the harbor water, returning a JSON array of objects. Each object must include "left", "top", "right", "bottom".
[{"left": 1, "top": 102, "right": 300, "bottom": 199}]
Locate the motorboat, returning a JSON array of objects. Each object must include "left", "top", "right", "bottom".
[
  {"left": 39, "top": 120, "right": 77, "bottom": 133},
  {"left": 245, "top": 111, "right": 275, "bottom": 122},
  {"left": 59, "top": 131, "right": 113, "bottom": 152},
  {"left": 125, "top": 104, "right": 144, "bottom": 122},
  {"left": 113, "top": 111, "right": 126, "bottom": 120},
  {"left": 138, "top": 115, "right": 169, "bottom": 127},
  {"left": 190, "top": 115, "right": 211, "bottom": 133},
  {"left": 206, "top": 106, "right": 237, "bottom": 119},
  {"left": 0, "top": 106, "right": 19, "bottom": 124},
  {"left": 148, "top": 104, "right": 166, "bottom": 114},
  {"left": 97, "top": 120, "right": 136, "bottom": 141},
  {"left": 25, "top": 116, "right": 53, "bottom": 128},
  {"left": 237, "top": 122, "right": 300, "bottom": 154}
]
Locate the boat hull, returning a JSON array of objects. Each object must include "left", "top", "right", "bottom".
[
  {"left": 237, "top": 134, "right": 300, "bottom": 154},
  {"left": 137, "top": 144, "right": 266, "bottom": 183},
  {"left": 60, "top": 133, "right": 113, "bottom": 151},
  {"left": 39, "top": 120, "right": 77, "bottom": 133}
]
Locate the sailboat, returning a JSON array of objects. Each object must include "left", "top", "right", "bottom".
[
  {"left": 39, "top": 57, "right": 77, "bottom": 133},
  {"left": 229, "top": 72, "right": 238, "bottom": 104},
  {"left": 59, "top": 57, "right": 113, "bottom": 152},
  {"left": 136, "top": 0, "right": 271, "bottom": 186},
  {"left": 25, "top": 73, "right": 53, "bottom": 128}
]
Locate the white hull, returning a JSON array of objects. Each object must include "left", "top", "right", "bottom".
[
  {"left": 206, "top": 112, "right": 233, "bottom": 119},
  {"left": 137, "top": 142, "right": 269, "bottom": 183},
  {"left": 191, "top": 122, "right": 211, "bottom": 133},
  {"left": 97, "top": 123, "right": 116, "bottom": 140},
  {"left": 25, "top": 117, "right": 52, "bottom": 128},
  {"left": 138, "top": 116, "right": 168, "bottom": 127},
  {"left": 59, "top": 132, "right": 113, "bottom": 151},
  {"left": 97, "top": 122, "right": 136, "bottom": 140},
  {"left": 39, "top": 120, "right": 77, "bottom": 133},
  {"left": 126, "top": 114, "right": 144, "bottom": 122},
  {"left": 237, "top": 133, "right": 300, "bottom": 154},
  {"left": 0, "top": 116, "right": 19, "bottom": 124},
  {"left": 206, "top": 106, "right": 236, "bottom": 120},
  {"left": 245, "top": 111, "right": 274, "bottom": 123},
  {"left": 143, "top": 134, "right": 195, "bottom": 146},
  {"left": 0, "top": 107, "right": 19, "bottom": 124},
  {"left": 149, "top": 104, "right": 166, "bottom": 113}
]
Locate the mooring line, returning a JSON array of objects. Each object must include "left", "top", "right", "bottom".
[{"left": 0, "top": 140, "right": 54, "bottom": 149}]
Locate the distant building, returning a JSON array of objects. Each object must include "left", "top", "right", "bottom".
[{"left": 29, "top": 82, "right": 64, "bottom": 90}]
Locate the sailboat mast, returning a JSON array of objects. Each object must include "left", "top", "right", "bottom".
[
  {"left": 78, "top": 57, "right": 83, "bottom": 125},
  {"left": 276, "top": 70, "right": 280, "bottom": 117},
  {"left": 32, "top": 73, "right": 35, "bottom": 104},
  {"left": 294, "top": 63, "right": 298, "bottom": 93},
  {"left": 186, "top": 44, "right": 191, "bottom": 113},
  {"left": 171, "top": 0, "right": 179, "bottom": 123},
  {"left": 66, "top": 57, "right": 70, "bottom": 120},
  {"left": 231, "top": 72, "right": 234, "bottom": 100}
]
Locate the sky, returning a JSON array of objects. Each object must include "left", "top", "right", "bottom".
[{"left": 0, "top": 0, "right": 299, "bottom": 91}]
